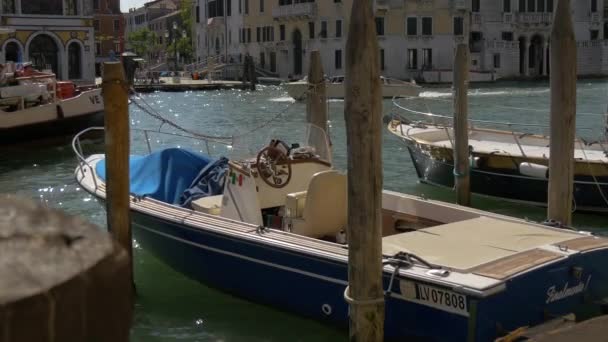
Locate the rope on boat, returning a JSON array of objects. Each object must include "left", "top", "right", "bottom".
[{"left": 128, "top": 83, "right": 318, "bottom": 145}]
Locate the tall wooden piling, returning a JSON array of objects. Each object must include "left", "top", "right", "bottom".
[
  {"left": 547, "top": 0, "right": 576, "bottom": 225},
  {"left": 306, "top": 50, "right": 327, "bottom": 134},
  {"left": 344, "top": 0, "right": 384, "bottom": 341},
  {"left": 0, "top": 195, "right": 132, "bottom": 342},
  {"left": 453, "top": 44, "right": 471, "bottom": 206},
  {"left": 102, "top": 62, "right": 133, "bottom": 280},
  {"left": 248, "top": 56, "right": 257, "bottom": 91}
]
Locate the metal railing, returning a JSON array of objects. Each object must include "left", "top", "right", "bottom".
[{"left": 272, "top": 2, "right": 317, "bottom": 19}]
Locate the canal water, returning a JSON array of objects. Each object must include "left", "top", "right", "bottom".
[{"left": 1, "top": 80, "right": 607, "bottom": 341}]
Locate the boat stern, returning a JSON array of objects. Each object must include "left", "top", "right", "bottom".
[{"left": 472, "top": 236, "right": 608, "bottom": 341}]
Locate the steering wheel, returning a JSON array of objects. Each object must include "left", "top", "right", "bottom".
[{"left": 256, "top": 145, "right": 292, "bottom": 188}]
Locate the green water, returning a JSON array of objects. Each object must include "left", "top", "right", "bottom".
[{"left": 1, "top": 80, "right": 607, "bottom": 341}]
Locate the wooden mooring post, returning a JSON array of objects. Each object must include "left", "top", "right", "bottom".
[
  {"left": 453, "top": 44, "right": 471, "bottom": 206},
  {"left": 0, "top": 195, "right": 132, "bottom": 341},
  {"left": 344, "top": 0, "right": 385, "bottom": 340},
  {"left": 102, "top": 62, "right": 133, "bottom": 283},
  {"left": 248, "top": 55, "right": 257, "bottom": 91},
  {"left": 306, "top": 50, "right": 327, "bottom": 134},
  {"left": 547, "top": 0, "right": 576, "bottom": 226}
]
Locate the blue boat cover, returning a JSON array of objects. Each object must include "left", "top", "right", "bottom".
[
  {"left": 95, "top": 148, "right": 227, "bottom": 205},
  {"left": 179, "top": 156, "right": 229, "bottom": 208}
]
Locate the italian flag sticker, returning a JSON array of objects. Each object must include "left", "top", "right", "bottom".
[{"left": 230, "top": 172, "right": 243, "bottom": 186}]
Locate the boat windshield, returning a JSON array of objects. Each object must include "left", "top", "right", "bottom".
[{"left": 230, "top": 123, "right": 332, "bottom": 164}]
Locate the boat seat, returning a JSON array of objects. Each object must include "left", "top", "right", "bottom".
[
  {"left": 284, "top": 170, "right": 347, "bottom": 238},
  {"left": 191, "top": 195, "right": 223, "bottom": 215}
]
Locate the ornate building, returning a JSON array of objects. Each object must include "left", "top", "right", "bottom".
[
  {"left": 93, "top": 0, "right": 124, "bottom": 76},
  {"left": 194, "top": 0, "right": 608, "bottom": 82},
  {"left": 0, "top": 0, "right": 96, "bottom": 82}
]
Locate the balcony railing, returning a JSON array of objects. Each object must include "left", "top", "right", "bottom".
[
  {"left": 472, "top": 13, "right": 482, "bottom": 25},
  {"left": 452, "top": 0, "right": 466, "bottom": 11},
  {"left": 272, "top": 3, "right": 317, "bottom": 20},
  {"left": 375, "top": 0, "right": 389, "bottom": 10},
  {"left": 515, "top": 12, "right": 552, "bottom": 24}
]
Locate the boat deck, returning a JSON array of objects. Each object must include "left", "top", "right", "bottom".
[
  {"left": 431, "top": 137, "right": 608, "bottom": 161},
  {"left": 392, "top": 123, "right": 608, "bottom": 162}
]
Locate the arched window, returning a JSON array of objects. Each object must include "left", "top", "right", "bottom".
[
  {"left": 5, "top": 42, "right": 21, "bottom": 62},
  {"left": 68, "top": 43, "right": 82, "bottom": 79},
  {"left": 29, "top": 34, "right": 59, "bottom": 76}
]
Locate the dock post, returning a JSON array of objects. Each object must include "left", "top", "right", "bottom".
[
  {"left": 248, "top": 55, "right": 256, "bottom": 91},
  {"left": 306, "top": 50, "right": 327, "bottom": 134},
  {"left": 344, "top": 0, "right": 385, "bottom": 341},
  {"left": 547, "top": 0, "right": 576, "bottom": 226},
  {"left": 242, "top": 56, "right": 249, "bottom": 86},
  {"left": 102, "top": 61, "right": 133, "bottom": 283},
  {"left": 0, "top": 195, "right": 132, "bottom": 341},
  {"left": 453, "top": 44, "right": 471, "bottom": 207}
]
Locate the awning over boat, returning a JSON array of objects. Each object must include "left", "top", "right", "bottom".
[{"left": 382, "top": 217, "right": 582, "bottom": 271}]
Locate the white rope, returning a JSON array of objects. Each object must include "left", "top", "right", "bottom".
[{"left": 343, "top": 286, "right": 384, "bottom": 306}]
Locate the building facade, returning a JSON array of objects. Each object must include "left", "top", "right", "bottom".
[
  {"left": 0, "top": 0, "right": 96, "bottom": 82},
  {"left": 148, "top": 10, "right": 184, "bottom": 67},
  {"left": 124, "top": 0, "right": 178, "bottom": 43},
  {"left": 194, "top": 0, "right": 608, "bottom": 82},
  {"left": 93, "top": 0, "right": 124, "bottom": 76}
]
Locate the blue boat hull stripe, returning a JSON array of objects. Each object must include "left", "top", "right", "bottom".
[
  {"left": 135, "top": 222, "right": 471, "bottom": 317},
  {"left": 135, "top": 222, "right": 350, "bottom": 286}
]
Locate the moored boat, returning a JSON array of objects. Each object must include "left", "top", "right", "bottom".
[
  {"left": 74, "top": 124, "right": 608, "bottom": 341},
  {"left": 387, "top": 97, "right": 608, "bottom": 214},
  {"left": 0, "top": 63, "right": 104, "bottom": 146},
  {"left": 285, "top": 75, "right": 421, "bottom": 101}
]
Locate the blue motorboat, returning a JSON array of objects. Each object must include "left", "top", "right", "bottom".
[{"left": 74, "top": 125, "right": 608, "bottom": 341}]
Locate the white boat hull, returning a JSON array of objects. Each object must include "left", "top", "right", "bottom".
[
  {"left": 0, "top": 88, "right": 104, "bottom": 145},
  {"left": 286, "top": 81, "right": 421, "bottom": 101}
]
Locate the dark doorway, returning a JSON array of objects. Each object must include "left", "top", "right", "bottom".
[
  {"left": 68, "top": 42, "right": 82, "bottom": 79},
  {"left": 215, "top": 37, "right": 220, "bottom": 56},
  {"left": 518, "top": 36, "right": 526, "bottom": 75},
  {"left": 292, "top": 29, "right": 302, "bottom": 75},
  {"left": 5, "top": 42, "right": 20, "bottom": 62},
  {"left": 529, "top": 35, "right": 543, "bottom": 76},
  {"left": 29, "top": 34, "right": 59, "bottom": 76}
]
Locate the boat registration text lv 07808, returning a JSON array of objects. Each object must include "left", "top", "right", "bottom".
[{"left": 399, "top": 280, "right": 469, "bottom": 316}]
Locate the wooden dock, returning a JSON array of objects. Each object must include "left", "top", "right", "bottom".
[
  {"left": 528, "top": 315, "right": 608, "bottom": 341},
  {"left": 133, "top": 78, "right": 249, "bottom": 92},
  {"left": 96, "top": 76, "right": 251, "bottom": 92}
]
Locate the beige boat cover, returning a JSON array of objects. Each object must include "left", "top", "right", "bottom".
[{"left": 382, "top": 217, "right": 582, "bottom": 271}]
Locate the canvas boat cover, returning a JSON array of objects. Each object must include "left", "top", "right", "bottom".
[{"left": 95, "top": 148, "right": 227, "bottom": 206}]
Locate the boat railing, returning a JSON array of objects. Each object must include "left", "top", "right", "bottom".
[
  {"left": 72, "top": 126, "right": 235, "bottom": 192},
  {"left": 391, "top": 96, "right": 606, "bottom": 134},
  {"left": 390, "top": 95, "right": 608, "bottom": 157}
]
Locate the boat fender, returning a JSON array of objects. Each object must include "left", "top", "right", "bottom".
[
  {"left": 469, "top": 156, "right": 481, "bottom": 168},
  {"left": 519, "top": 162, "right": 549, "bottom": 179},
  {"left": 56, "top": 104, "right": 64, "bottom": 119}
]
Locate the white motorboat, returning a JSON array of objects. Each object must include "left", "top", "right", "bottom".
[
  {"left": 285, "top": 75, "right": 421, "bottom": 101},
  {"left": 0, "top": 64, "right": 104, "bottom": 146},
  {"left": 73, "top": 123, "right": 608, "bottom": 342}
]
